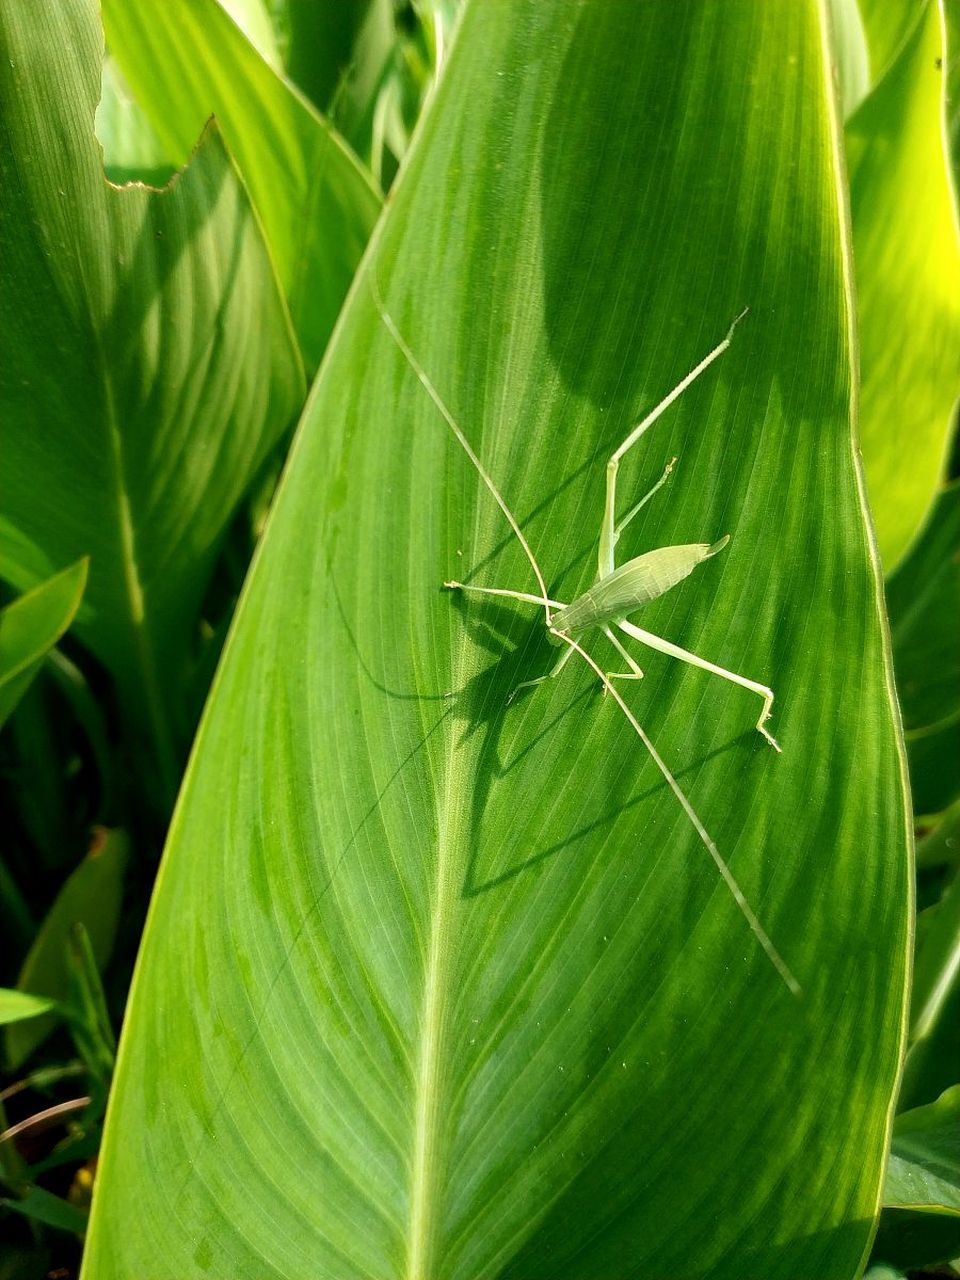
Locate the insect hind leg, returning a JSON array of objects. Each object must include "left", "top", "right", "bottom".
[
  {"left": 618, "top": 618, "right": 780, "bottom": 751},
  {"left": 549, "top": 629, "right": 799, "bottom": 996}
]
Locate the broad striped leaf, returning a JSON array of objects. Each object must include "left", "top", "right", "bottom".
[{"left": 86, "top": 4, "right": 911, "bottom": 1276}]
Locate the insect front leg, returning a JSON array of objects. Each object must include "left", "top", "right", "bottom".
[
  {"left": 598, "top": 311, "right": 748, "bottom": 579},
  {"left": 444, "top": 581, "right": 566, "bottom": 612},
  {"left": 507, "top": 640, "right": 575, "bottom": 703}
]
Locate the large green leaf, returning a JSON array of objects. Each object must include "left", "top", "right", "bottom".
[
  {"left": 86, "top": 3, "right": 910, "bottom": 1277},
  {"left": 0, "top": 0, "right": 305, "bottom": 792},
  {"left": 858, "top": 0, "right": 932, "bottom": 86},
  {"left": 846, "top": 0, "right": 960, "bottom": 569},
  {"left": 102, "top": 0, "right": 382, "bottom": 370}
]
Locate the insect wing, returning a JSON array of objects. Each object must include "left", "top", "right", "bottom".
[{"left": 554, "top": 538, "right": 729, "bottom": 632}]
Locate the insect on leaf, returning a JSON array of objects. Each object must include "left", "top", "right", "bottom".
[{"left": 85, "top": 3, "right": 911, "bottom": 1277}]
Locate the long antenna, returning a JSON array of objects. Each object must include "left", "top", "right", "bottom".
[{"left": 371, "top": 275, "right": 553, "bottom": 623}]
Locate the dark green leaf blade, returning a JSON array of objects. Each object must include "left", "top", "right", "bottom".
[
  {"left": 5, "top": 828, "right": 128, "bottom": 1070},
  {"left": 870, "top": 1209, "right": 960, "bottom": 1274},
  {"left": 884, "top": 1086, "right": 960, "bottom": 1215},
  {"left": 1, "top": 1187, "right": 87, "bottom": 1235},
  {"left": 887, "top": 478, "right": 960, "bottom": 823},
  {"left": 887, "top": 479, "right": 960, "bottom": 733},
  {"left": 86, "top": 4, "right": 911, "bottom": 1277},
  {"left": 900, "top": 868, "right": 960, "bottom": 1109}
]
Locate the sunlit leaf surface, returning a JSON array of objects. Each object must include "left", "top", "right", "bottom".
[
  {"left": 847, "top": 0, "right": 960, "bottom": 568},
  {"left": 0, "top": 990, "right": 56, "bottom": 1028}
]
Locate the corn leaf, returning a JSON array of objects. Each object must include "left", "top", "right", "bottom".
[{"left": 900, "top": 868, "right": 960, "bottom": 1111}]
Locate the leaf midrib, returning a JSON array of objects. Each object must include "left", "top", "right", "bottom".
[{"left": 408, "top": 747, "right": 464, "bottom": 1280}]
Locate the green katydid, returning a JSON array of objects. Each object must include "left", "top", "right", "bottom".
[{"left": 373, "top": 283, "right": 799, "bottom": 997}]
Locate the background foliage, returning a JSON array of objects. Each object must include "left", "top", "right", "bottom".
[{"left": 0, "top": 1, "right": 956, "bottom": 1278}]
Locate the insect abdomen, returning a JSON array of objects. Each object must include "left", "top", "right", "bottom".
[{"left": 553, "top": 538, "right": 729, "bottom": 633}]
